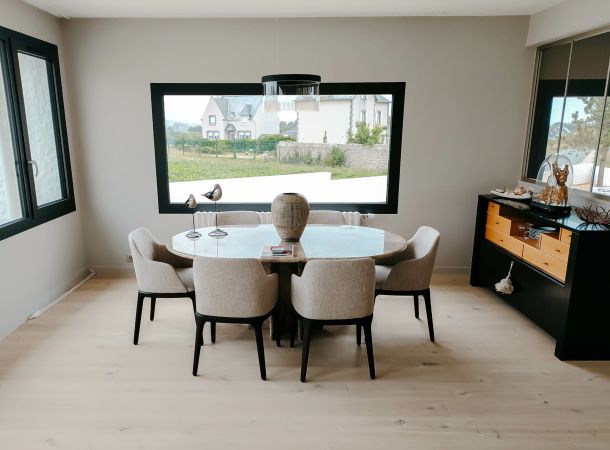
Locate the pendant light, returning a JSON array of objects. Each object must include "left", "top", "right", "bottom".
[{"left": 262, "top": 74, "right": 321, "bottom": 112}]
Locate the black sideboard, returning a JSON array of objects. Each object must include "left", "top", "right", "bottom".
[{"left": 470, "top": 194, "right": 610, "bottom": 360}]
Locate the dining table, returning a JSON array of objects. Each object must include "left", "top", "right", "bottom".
[{"left": 170, "top": 224, "right": 407, "bottom": 341}]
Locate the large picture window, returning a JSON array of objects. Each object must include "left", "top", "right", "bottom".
[
  {"left": 524, "top": 29, "right": 610, "bottom": 196},
  {"left": 151, "top": 82, "right": 405, "bottom": 213},
  {"left": 0, "top": 26, "right": 74, "bottom": 241}
]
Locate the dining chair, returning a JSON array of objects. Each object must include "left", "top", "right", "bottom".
[
  {"left": 217, "top": 211, "right": 261, "bottom": 226},
  {"left": 307, "top": 210, "right": 347, "bottom": 225},
  {"left": 291, "top": 258, "right": 376, "bottom": 382},
  {"left": 128, "top": 228, "right": 217, "bottom": 345},
  {"left": 192, "top": 257, "right": 278, "bottom": 380},
  {"left": 372, "top": 226, "right": 440, "bottom": 342}
]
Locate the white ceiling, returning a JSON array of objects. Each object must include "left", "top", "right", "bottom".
[{"left": 23, "top": 0, "right": 567, "bottom": 19}]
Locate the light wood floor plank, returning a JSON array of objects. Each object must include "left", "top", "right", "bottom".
[{"left": 1, "top": 274, "right": 610, "bottom": 449}]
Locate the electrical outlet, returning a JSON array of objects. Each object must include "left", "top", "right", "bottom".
[{"left": 127, "top": 254, "right": 133, "bottom": 263}]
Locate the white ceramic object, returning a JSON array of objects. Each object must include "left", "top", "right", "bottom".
[
  {"left": 490, "top": 189, "right": 532, "bottom": 200},
  {"left": 271, "top": 193, "right": 310, "bottom": 242}
]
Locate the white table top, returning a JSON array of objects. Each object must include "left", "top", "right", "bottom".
[{"left": 170, "top": 224, "right": 407, "bottom": 263}]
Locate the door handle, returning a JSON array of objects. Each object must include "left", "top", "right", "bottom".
[{"left": 27, "top": 160, "right": 38, "bottom": 177}]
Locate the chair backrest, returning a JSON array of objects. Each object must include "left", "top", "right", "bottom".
[
  {"left": 307, "top": 210, "right": 347, "bottom": 225},
  {"left": 291, "top": 258, "right": 375, "bottom": 320},
  {"left": 193, "top": 257, "right": 278, "bottom": 318},
  {"left": 382, "top": 226, "right": 440, "bottom": 292},
  {"left": 128, "top": 227, "right": 158, "bottom": 263},
  {"left": 217, "top": 211, "right": 261, "bottom": 226},
  {"left": 406, "top": 226, "right": 440, "bottom": 262}
]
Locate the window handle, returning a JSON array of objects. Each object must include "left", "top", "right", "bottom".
[{"left": 27, "top": 160, "right": 39, "bottom": 177}]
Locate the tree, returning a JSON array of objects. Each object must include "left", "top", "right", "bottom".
[
  {"left": 554, "top": 97, "right": 610, "bottom": 184},
  {"left": 175, "top": 136, "right": 187, "bottom": 154},
  {"left": 346, "top": 121, "right": 386, "bottom": 145}
]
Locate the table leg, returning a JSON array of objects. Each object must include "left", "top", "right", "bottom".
[{"left": 271, "top": 262, "right": 299, "bottom": 342}]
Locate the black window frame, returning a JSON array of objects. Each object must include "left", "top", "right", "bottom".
[
  {"left": 151, "top": 82, "right": 405, "bottom": 214},
  {"left": 0, "top": 25, "right": 75, "bottom": 242},
  {"left": 208, "top": 114, "right": 216, "bottom": 125}
]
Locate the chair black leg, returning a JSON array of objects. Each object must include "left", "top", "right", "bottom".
[
  {"left": 423, "top": 289, "right": 435, "bottom": 342},
  {"left": 290, "top": 325, "right": 296, "bottom": 348},
  {"left": 211, "top": 322, "right": 216, "bottom": 344},
  {"left": 200, "top": 320, "right": 205, "bottom": 346},
  {"left": 193, "top": 318, "right": 204, "bottom": 376},
  {"left": 274, "top": 312, "right": 281, "bottom": 347},
  {"left": 253, "top": 321, "right": 267, "bottom": 380},
  {"left": 189, "top": 294, "right": 196, "bottom": 315},
  {"left": 362, "top": 317, "right": 376, "bottom": 380},
  {"left": 300, "top": 319, "right": 313, "bottom": 382},
  {"left": 414, "top": 295, "right": 420, "bottom": 319},
  {"left": 149, "top": 297, "right": 156, "bottom": 321},
  {"left": 133, "top": 293, "right": 145, "bottom": 345},
  {"left": 356, "top": 324, "right": 362, "bottom": 346}
]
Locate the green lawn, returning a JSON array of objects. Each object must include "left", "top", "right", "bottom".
[{"left": 168, "top": 150, "right": 387, "bottom": 182}]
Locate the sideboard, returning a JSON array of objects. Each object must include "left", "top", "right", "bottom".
[{"left": 470, "top": 194, "right": 610, "bottom": 360}]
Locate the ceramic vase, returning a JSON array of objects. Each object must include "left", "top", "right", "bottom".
[{"left": 271, "top": 193, "right": 310, "bottom": 242}]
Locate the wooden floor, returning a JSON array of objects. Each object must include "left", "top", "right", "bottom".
[{"left": 1, "top": 274, "right": 610, "bottom": 449}]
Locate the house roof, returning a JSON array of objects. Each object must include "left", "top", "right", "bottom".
[
  {"left": 213, "top": 96, "right": 262, "bottom": 120},
  {"left": 375, "top": 95, "right": 391, "bottom": 103}
]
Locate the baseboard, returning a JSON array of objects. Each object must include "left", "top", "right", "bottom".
[
  {"left": 91, "top": 264, "right": 470, "bottom": 276},
  {"left": 89, "top": 266, "right": 134, "bottom": 278},
  {"left": 27, "top": 269, "right": 96, "bottom": 320},
  {"left": 433, "top": 266, "right": 470, "bottom": 275}
]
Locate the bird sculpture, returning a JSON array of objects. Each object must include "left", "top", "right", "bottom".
[
  {"left": 203, "top": 184, "right": 223, "bottom": 202},
  {"left": 202, "top": 184, "right": 227, "bottom": 238},
  {"left": 184, "top": 194, "right": 201, "bottom": 239}
]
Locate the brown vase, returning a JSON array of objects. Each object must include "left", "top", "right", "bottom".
[{"left": 271, "top": 193, "right": 310, "bottom": 242}]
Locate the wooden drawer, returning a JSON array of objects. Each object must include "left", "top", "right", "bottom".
[
  {"left": 488, "top": 202, "right": 501, "bottom": 216},
  {"left": 540, "top": 234, "right": 570, "bottom": 263},
  {"left": 523, "top": 245, "right": 567, "bottom": 282},
  {"left": 486, "top": 212, "right": 511, "bottom": 235},
  {"left": 560, "top": 228, "right": 572, "bottom": 245},
  {"left": 485, "top": 226, "right": 524, "bottom": 257}
]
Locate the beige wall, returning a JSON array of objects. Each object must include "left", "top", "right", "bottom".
[
  {"left": 61, "top": 16, "right": 534, "bottom": 272},
  {"left": 0, "top": 0, "right": 88, "bottom": 339},
  {"left": 527, "top": 0, "right": 610, "bottom": 46}
]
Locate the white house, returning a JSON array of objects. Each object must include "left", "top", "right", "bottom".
[
  {"left": 200, "top": 96, "right": 281, "bottom": 140},
  {"left": 297, "top": 95, "right": 391, "bottom": 144}
]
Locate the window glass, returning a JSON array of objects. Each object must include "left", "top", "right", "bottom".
[
  {"left": 0, "top": 47, "right": 23, "bottom": 226},
  {"left": 558, "top": 33, "right": 610, "bottom": 192},
  {"left": 526, "top": 43, "right": 572, "bottom": 179},
  {"left": 18, "top": 52, "right": 63, "bottom": 206},
  {"left": 162, "top": 92, "right": 394, "bottom": 205}
]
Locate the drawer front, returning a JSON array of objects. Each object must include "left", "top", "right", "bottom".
[
  {"left": 522, "top": 245, "right": 567, "bottom": 282},
  {"left": 560, "top": 228, "right": 572, "bottom": 245},
  {"left": 485, "top": 226, "right": 524, "bottom": 257},
  {"left": 488, "top": 202, "right": 501, "bottom": 215},
  {"left": 486, "top": 212, "right": 511, "bottom": 235},
  {"left": 540, "top": 234, "right": 570, "bottom": 263}
]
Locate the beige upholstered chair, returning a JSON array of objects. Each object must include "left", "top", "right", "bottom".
[
  {"left": 217, "top": 211, "right": 261, "bottom": 226},
  {"left": 307, "top": 210, "right": 347, "bottom": 225},
  {"left": 128, "top": 228, "right": 214, "bottom": 344},
  {"left": 291, "top": 258, "right": 376, "bottom": 382},
  {"left": 192, "top": 257, "right": 278, "bottom": 379},
  {"left": 374, "top": 226, "right": 440, "bottom": 342}
]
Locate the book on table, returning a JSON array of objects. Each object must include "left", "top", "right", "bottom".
[{"left": 262, "top": 245, "right": 294, "bottom": 257}]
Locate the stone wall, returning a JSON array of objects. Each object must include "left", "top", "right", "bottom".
[{"left": 276, "top": 142, "right": 389, "bottom": 170}]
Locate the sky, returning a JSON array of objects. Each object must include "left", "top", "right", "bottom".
[
  {"left": 549, "top": 96, "right": 589, "bottom": 125},
  {"left": 164, "top": 95, "right": 210, "bottom": 124}
]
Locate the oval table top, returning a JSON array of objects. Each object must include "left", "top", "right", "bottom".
[{"left": 170, "top": 224, "right": 407, "bottom": 263}]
